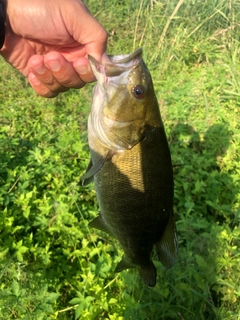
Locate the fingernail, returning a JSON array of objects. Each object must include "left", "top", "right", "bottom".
[
  {"left": 46, "top": 60, "right": 61, "bottom": 72},
  {"left": 32, "top": 63, "right": 46, "bottom": 74},
  {"left": 75, "top": 64, "right": 88, "bottom": 75},
  {"left": 29, "top": 72, "right": 41, "bottom": 86}
]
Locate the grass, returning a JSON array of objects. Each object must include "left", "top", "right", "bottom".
[{"left": 0, "top": 0, "right": 239, "bottom": 319}]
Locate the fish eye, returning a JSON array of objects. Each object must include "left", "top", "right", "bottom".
[{"left": 132, "top": 85, "right": 145, "bottom": 100}]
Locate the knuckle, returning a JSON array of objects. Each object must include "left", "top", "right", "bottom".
[
  {"left": 42, "top": 77, "right": 56, "bottom": 86},
  {"left": 58, "top": 77, "right": 86, "bottom": 89},
  {"left": 44, "top": 91, "right": 59, "bottom": 98},
  {"left": 35, "top": 86, "right": 58, "bottom": 98}
]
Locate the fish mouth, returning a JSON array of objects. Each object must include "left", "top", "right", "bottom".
[
  {"left": 88, "top": 48, "right": 143, "bottom": 77},
  {"left": 108, "top": 48, "right": 142, "bottom": 64}
]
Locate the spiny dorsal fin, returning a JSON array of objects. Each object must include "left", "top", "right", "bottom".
[
  {"left": 88, "top": 215, "right": 113, "bottom": 236},
  {"left": 80, "top": 150, "right": 114, "bottom": 186},
  {"left": 155, "top": 214, "right": 178, "bottom": 269}
]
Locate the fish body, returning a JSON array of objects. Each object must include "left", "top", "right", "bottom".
[{"left": 81, "top": 48, "right": 177, "bottom": 287}]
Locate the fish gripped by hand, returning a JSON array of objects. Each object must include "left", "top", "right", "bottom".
[{"left": 81, "top": 48, "right": 177, "bottom": 287}]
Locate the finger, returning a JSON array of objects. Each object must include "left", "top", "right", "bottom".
[
  {"left": 43, "top": 52, "right": 86, "bottom": 88},
  {"left": 28, "top": 54, "right": 67, "bottom": 96},
  {"left": 73, "top": 56, "right": 96, "bottom": 83},
  {"left": 73, "top": 52, "right": 110, "bottom": 83},
  {"left": 28, "top": 52, "right": 86, "bottom": 93},
  {"left": 28, "top": 72, "right": 59, "bottom": 98}
]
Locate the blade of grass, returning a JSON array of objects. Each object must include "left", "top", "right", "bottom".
[
  {"left": 157, "top": 0, "right": 184, "bottom": 50},
  {"left": 133, "top": 0, "right": 144, "bottom": 50}
]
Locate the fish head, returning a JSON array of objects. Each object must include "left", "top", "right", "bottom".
[{"left": 89, "top": 48, "right": 161, "bottom": 150}]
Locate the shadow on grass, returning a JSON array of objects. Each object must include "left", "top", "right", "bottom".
[{"left": 171, "top": 122, "right": 236, "bottom": 227}]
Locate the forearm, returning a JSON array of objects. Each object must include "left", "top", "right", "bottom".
[{"left": 0, "top": 0, "right": 6, "bottom": 48}]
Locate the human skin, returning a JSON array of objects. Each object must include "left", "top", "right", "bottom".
[{"left": 0, "top": 0, "right": 108, "bottom": 97}]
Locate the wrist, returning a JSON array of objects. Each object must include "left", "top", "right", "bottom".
[{"left": 0, "top": 0, "right": 6, "bottom": 49}]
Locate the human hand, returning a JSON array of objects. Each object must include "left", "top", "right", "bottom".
[{"left": 0, "top": 0, "right": 108, "bottom": 97}]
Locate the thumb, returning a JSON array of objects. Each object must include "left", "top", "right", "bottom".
[{"left": 64, "top": 1, "right": 108, "bottom": 62}]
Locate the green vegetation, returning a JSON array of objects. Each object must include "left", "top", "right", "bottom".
[{"left": 0, "top": 0, "right": 239, "bottom": 319}]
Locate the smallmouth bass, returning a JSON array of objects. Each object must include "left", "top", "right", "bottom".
[{"left": 81, "top": 48, "right": 177, "bottom": 287}]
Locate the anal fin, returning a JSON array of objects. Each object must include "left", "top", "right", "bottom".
[
  {"left": 139, "top": 262, "right": 157, "bottom": 288},
  {"left": 115, "top": 256, "right": 133, "bottom": 273},
  {"left": 155, "top": 214, "right": 178, "bottom": 269},
  {"left": 115, "top": 257, "right": 157, "bottom": 288}
]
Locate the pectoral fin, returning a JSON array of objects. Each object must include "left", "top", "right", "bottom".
[
  {"left": 155, "top": 214, "right": 178, "bottom": 269},
  {"left": 80, "top": 158, "right": 94, "bottom": 185},
  {"left": 80, "top": 150, "right": 114, "bottom": 186},
  {"left": 89, "top": 215, "right": 113, "bottom": 236}
]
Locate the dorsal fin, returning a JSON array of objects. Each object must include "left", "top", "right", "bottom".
[{"left": 155, "top": 214, "right": 178, "bottom": 269}]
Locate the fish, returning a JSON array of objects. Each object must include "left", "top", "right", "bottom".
[{"left": 81, "top": 48, "right": 177, "bottom": 287}]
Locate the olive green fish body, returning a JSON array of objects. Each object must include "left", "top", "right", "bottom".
[{"left": 81, "top": 48, "right": 177, "bottom": 287}]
